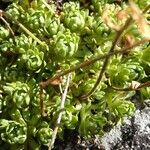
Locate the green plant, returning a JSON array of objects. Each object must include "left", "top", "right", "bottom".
[{"left": 0, "top": 0, "right": 149, "bottom": 149}]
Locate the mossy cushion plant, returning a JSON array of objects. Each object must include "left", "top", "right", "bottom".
[{"left": 0, "top": 0, "right": 149, "bottom": 149}]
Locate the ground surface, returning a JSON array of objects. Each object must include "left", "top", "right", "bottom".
[{"left": 53, "top": 100, "right": 150, "bottom": 150}]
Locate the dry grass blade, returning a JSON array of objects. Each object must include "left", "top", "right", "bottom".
[
  {"left": 0, "top": 10, "right": 14, "bottom": 37},
  {"left": 2, "top": 10, "right": 45, "bottom": 46},
  {"left": 129, "top": 0, "right": 150, "bottom": 40},
  {"left": 48, "top": 73, "right": 71, "bottom": 150}
]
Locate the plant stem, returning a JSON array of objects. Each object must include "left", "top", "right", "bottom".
[
  {"left": 111, "top": 81, "right": 150, "bottom": 91},
  {"left": 3, "top": 11, "right": 45, "bottom": 46},
  {"left": 0, "top": 16, "right": 15, "bottom": 37},
  {"left": 138, "top": 81, "right": 150, "bottom": 89},
  {"left": 80, "top": 18, "right": 132, "bottom": 99},
  {"left": 48, "top": 73, "right": 71, "bottom": 150},
  {"left": 142, "top": 4, "right": 150, "bottom": 14},
  {"left": 39, "top": 86, "right": 47, "bottom": 117},
  {"left": 41, "top": 0, "right": 53, "bottom": 11},
  {"left": 40, "top": 38, "right": 148, "bottom": 89},
  {"left": 80, "top": 4, "right": 150, "bottom": 99},
  {"left": 39, "top": 39, "right": 147, "bottom": 114}
]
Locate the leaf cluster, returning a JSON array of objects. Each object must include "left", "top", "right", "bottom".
[{"left": 0, "top": 0, "right": 149, "bottom": 149}]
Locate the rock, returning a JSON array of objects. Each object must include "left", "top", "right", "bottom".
[{"left": 101, "top": 106, "right": 150, "bottom": 150}]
